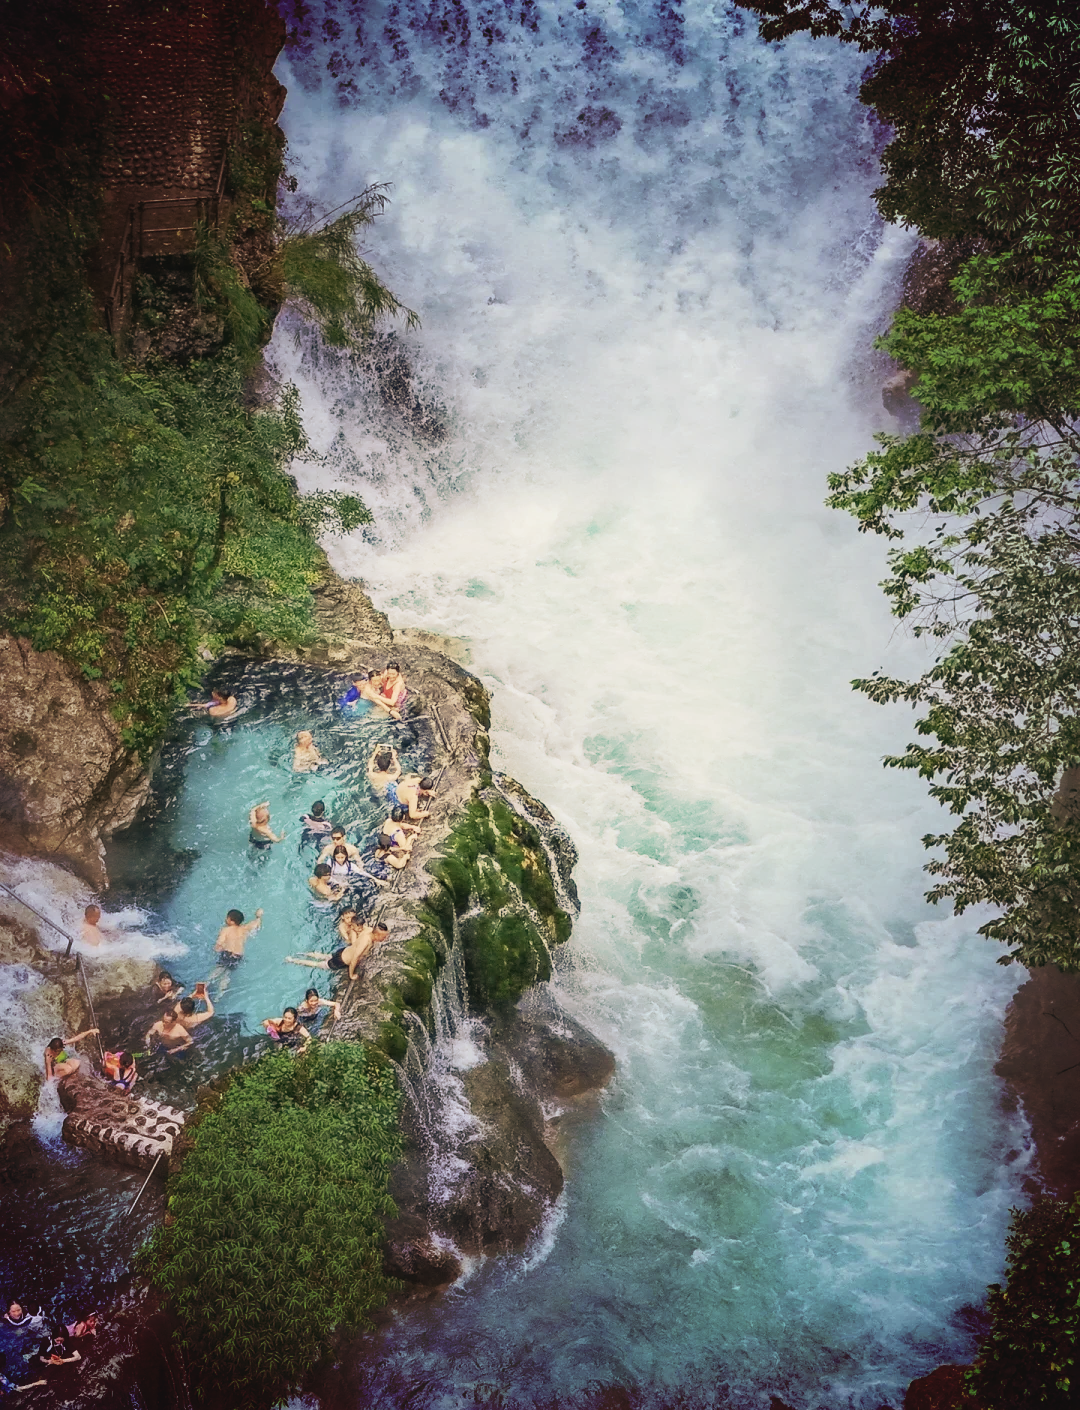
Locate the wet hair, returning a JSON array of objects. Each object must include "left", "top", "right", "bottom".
[
  {"left": 226, "top": 909, "right": 244, "bottom": 925},
  {"left": 385, "top": 660, "right": 400, "bottom": 672},
  {"left": 330, "top": 827, "right": 345, "bottom": 838},
  {"left": 391, "top": 806, "right": 407, "bottom": 823},
  {"left": 282, "top": 1007, "right": 299, "bottom": 1023},
  {"left": 332, "top": 845, "right": 349, "bottom": 861},
  {"left": 118, "top": 1051, "right": 133, "bottom": 1067},
  {"left": 374, "top": 749, "right": 392, "bottom": 771},
  {"left": 310, "top": 801, "right": 326, "bottom": 817},
  {"left": 313, "top": 864, "right": 331, "bottom": 879},
  {"left": 179, "top": 997, "right": 196, "bottom": 1015},
  {"left": 46, "top": 1038, "right": 64, "bottom": 1054},
  {"left": 373, "top": 921, "right": 389, "bottom": 935},
  {"left": 419, "top": 776, "right": 435, "bottom": 791},
  {"left": 84, "top": 904, "right": 101, "bottom": 921},
  {"left": 210, "top": 690, "right": 225, "bottom": 702},
  {"left": 376, "top": 832, "right": 396, "bottom": 852},
  {"left": 305, "top": 988, "right": 319, "bottom": 1001},
  {"left": 352, "top": 672, "right": 369, "bottom": 683},
  {"left": 157, "top": 972, "right": 173, "bottom": 985}
]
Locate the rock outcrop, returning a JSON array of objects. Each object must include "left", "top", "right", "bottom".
[
  {"left": 0, "top": 635, "right": 152, "bottom": 888},
  {"left": 59, "top": 1072, "right": 186, "bottom": 1172}
]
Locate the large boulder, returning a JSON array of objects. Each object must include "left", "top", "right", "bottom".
[{"left": 0, "top": 635, "right": 150, "bottom": 887}]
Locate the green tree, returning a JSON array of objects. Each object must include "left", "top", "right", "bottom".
[{"left": 148, "top": 1042, "right": 401, "bottom": 1410}]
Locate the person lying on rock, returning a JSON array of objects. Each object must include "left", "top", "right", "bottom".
[
  {"left": 80, "top": 905, "right": 113, "bottom": 947},
  {"left": 308, "top": 863, "right": 346, "bottom": 903},
  {"left": 292, "top": 730, "right": 327, "bottom": 773},
  {"left": 102, "top": 1049, "right": 137, "bottom": 1093},
  {"left": 43, "top": 1030, "right": 99, "bottom": 1081},
  {"left": 189, "top": 689, "right": 237, "bottom": 719},
  {"left": 262, "top": 1006, "right": 311, "bottom": 1049},
  {"left": 210, "top": 907, "right": 264, "bottom": 991},
  {"left": 144, "top": 1009, "right": 193, "bottom": 1055},
  {"left": 284, "top": 912, "right": 388, "bottom": 981},
  {"left": 297, "top": 987, "right": 341, "bottom": 1028},
  {"left": 384, "top": 805, "right": 423, "bottom": 844},
  {"left": 0, "top": 1351, "right": 46, "bottom": 1394},
  {"left": 373, "top": 828, "right": 412, "bottom": 871},
  {"left": 367, "top": 745, "right": 402, "bottom": 795},
  {"left": 249, "top": 803, "right": 286, "bottom": 848},
  {"left": 299, "top": 799, "right": 333, "bottom": 842},
  {"left": 390, "top": 775, "right": 436, "bottom": 822},
  {"left": 174, "top": 985, "right": 215, "bottom": 1033},
  {"left": 317, "top": 828, "right": 362, "bottom": 866}
]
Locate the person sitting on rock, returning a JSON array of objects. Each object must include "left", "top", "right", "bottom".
[
  {"left": 144, "top": 1009, "right": 193, "bottom": 1055},
  {"left": 317, "top": 828, "right": 362, "bottom": 866},
  {"left": 249, "top": 802, "right": 285, "bottom": 848},
  {"left": 189, "top": 689, "right": 237, "bottom": 719},
  {"left": 102, "top": 1050, "right": 138, "bottom": 1093},
  {"left": 367, "top": 745, "right": 402, "bottom": 796},
  {"left": 308, "top": 863, "right": 345, "bottom": 904},
  {"left": 292, "top": 730, "right": 327, "bottom": 773},
  {"left": 299, "top": 800, "right": 333, "bottom": 843},
  {"left": 261, "top": 1006, "right": 311, "bottom": 1049},
  {"left": 0, "top": 1351, "right": 45, "bottom": 1394},
  {"left": 80, "top": 905, "right": 112, "bottom": 947},
  {"left": 174, "top": 986, "right": 215, "bottom": 1033},
  {"left": 43, "top": 1030, "right": 99, "bottom": 1081},
  {"left": 297, "top": 987, "right": 341, "bottom": 1028}
]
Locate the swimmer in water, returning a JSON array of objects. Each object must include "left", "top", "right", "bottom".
[
  {"left": 144, "top": 1009, "right": 193, "bottom": 1054},
  {"left": 367, "top": 745, "right": 401, "bottom": 795},
  {"left": 150, "top": 972, "right": 183, "bottom": 1004},
  {"left": 262, "top": 1007, "right": 311, "bottom": 1048},
  {"left": 293, "top": 730, "right": 327, "bottom": 773},
  {"left": 210, "top": 907, "right": 264, "bottom": 991},
  {"left": 308, "top": 862, "right": 346, "bottom": 903},
  {"left": 190, "top": 689, "right": 237, "bottom": 719},
  {"left": 299, "top": 800, "right": 333, "bottom": 841},
  {"left": 43, "top": 1030, "right": 99, "bottom": 1080},
  {"left": 174, "top": 987, "right": 215, "bottom": 1032},
  {"left": 80, "top": 904, "right": 111, "bottom": 947},
  {"left": 377, "top": 661, "right": 407, "bottom": 713},
  {"left": 249, "top": 803, "right": 286, "bottom": 848},
  {"left": 297, "top": 988, "right": 342, "bottom": 1026},
  {"left": 317, "top": 828, "right": 362, "bottom": 865}
]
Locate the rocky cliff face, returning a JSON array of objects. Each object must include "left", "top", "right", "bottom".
[{"left": 0, "top": 635, "right": 152, "bottom": 887}]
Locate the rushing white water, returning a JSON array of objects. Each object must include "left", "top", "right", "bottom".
[{"left": 269, "top": 2, "right": 1027, "bottom": 1403}]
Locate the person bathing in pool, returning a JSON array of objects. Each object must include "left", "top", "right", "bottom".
[
  {"left": 390, "top": 775, "right": 436, "bottom": 822},
  {"left": 249, "top": 803, "right": 286, "bottom": 847},
  {"left": 262, "top": 1007, "right": 311, "bottom": 1048},
  {"left": 144, "top": 1008, "right": 193, "bottom": 1055},
  {"left": 189, "top": 689, "right": 237, "bottom": 719},
  {"left": 80, "top": 904, "right": 113, "bottom": 947},
  {"left": 367, "top": 745, "right": 401, "bottom": 796},
  {"left": 299, "top": 799, "right": 333, "bottom": 842},
  {"left": 341, "top": 671, "right": 398, "bottom": 717},
  {"left": 174, "top": 986, "right": 215, "bottom": 1032},
  {"left": 211, "top": 907, "right": 264, "bottom": 990},
  {"left": 43, "top": 1029, "right": 99, "bottom": 1081},
  {"left": 317, "top": 828, "right": 361, "bottom": 866},
  {"left": 298, "top": 987, "right": 341, "bottom": 1026},
  {"left": 377, "top": 661, "right": 407, "bottom": 713},
  {"left": 309, "top": 862, "right": 346, "bottom": 903},
  {"left": 293, "top": 730, "right": 327, "bottom": 773}
]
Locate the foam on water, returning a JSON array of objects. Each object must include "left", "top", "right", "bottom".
[{"left": 267, "top": 1, "right": 1026, "bottom": 1401}]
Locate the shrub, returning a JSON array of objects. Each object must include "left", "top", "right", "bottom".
[
  {"left": 969, "top": 1197, "right": 1080, "bottom": 1407},
  {"left": 148, "top": 1042, "right": 401, "bottom": 1409}
]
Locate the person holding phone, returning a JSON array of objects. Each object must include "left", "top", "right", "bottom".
[{"left": 174, "top": 984, "right": 215, "bottom": 1032}]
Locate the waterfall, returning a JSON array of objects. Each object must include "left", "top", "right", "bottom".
[{"left": 269, "top": 2, "right": 1028, "bottom": 1403}]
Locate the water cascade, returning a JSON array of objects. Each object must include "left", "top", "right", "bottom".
[{"left": 267, "top": 0, "right": 1028, "bottom": 1403}]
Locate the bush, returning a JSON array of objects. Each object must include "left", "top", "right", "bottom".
[
  {"left": 970, "top": 1197, "right": 1080, "bottom": 1407},
  {"left": 148, "top": 1042, "right": 401, "bottom": 1409}
]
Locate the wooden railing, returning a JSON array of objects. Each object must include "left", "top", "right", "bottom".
[{"left": 104, "top": 131, "right": 235, "bottom": 335}]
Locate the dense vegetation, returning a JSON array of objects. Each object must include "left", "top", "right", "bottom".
[
  {"left": 147, "top": 1042, "right": 401, "bottom": 1409},
  {"left": 738, "top": 2, "right": 1080, "bottom": 1403}
]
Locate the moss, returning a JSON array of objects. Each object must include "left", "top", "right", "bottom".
[{"left": 422, "top": 791, "right": 572, "bottom": 1013}]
